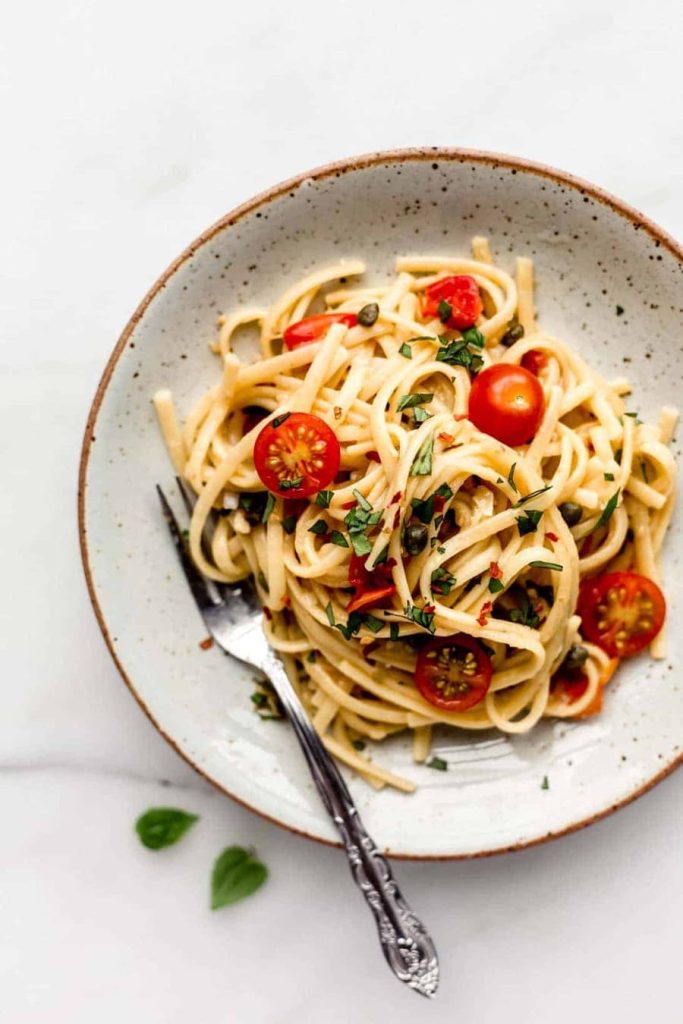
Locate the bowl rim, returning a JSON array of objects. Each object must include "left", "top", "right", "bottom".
[{"left": 78, "top": 146, "right": 682, "bottom": 860}]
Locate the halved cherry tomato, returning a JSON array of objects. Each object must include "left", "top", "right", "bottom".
[
  {"left": 468, "top": 363, "right": 544, "bottom": 446},
  {"left": 577, "top": 571, "right": 665, "bottom": 657},
  {"left": 422, "top": 275, "right": 483, "bottom": 330},
  {"left": 254, "top": 412, "right": 340, "bottom": 498},
  {"left": 551, "top": 658, "right": 619, "bottom": 717},
  {"left": 283, "top": 313, "right": 357, "bottom": 350},
  {"left": 521, "top": 350, "right": 549, "bottom": 375},
  {"left": 347, "top": 553, "right": 396, "bottom": 613},
  {"left": 415, "top": 634, "right": 492, "bottom": 712}
]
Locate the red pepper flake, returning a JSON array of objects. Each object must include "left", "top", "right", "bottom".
[
  {"left": 477, "top": 601, "right": 493, "bottom": 627},
  {"left": 199, "top": 637, "right": 214, "bottom": 651},
  {"left": 434, "top": 495, "right": 446, "bottom": 513},
  {"left": 438, "top": 432, "right": 455, "bottom": 444},
  {"left": 393, "top": 508, "right": 401, "bottom": 529},
  {"left": 389, "top": 491, "right": 402, "bottom": 505},
  {"left": 282, "top": 595, "right": 291, "bottom": 609},
  {"left": 263, "top": 607, "right": 273, "bottom": 620},
  {"left": 546, "top": 531, "right": 559, "bottom": 542},
  {"left": 423, "top": 604, "right": 436, "bottom": 614},
  {"left": 489, "top": 561, "right": 502, "bottom": 580},
  {"left": 366, "top": 450, "right": 381, "bottom": 463},
  {"left": 341, "top": 499, "right": 356, "bottom": 509}
]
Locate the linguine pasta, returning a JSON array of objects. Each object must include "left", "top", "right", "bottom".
[{"left": 154, "top": 238, "right": 677, "bottom": 792}]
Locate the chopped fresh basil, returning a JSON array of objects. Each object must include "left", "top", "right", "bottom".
[
  {"left": 397, "top": 602, "right": 436, "bottom": 633},
  {"left": 507, "top": 462, "right": 518, "bottom": 493},
  {"left": 210, "top": 846, "right": 268, "bottom": 910},
  {"left": 541, "top": 776, "right": 550, "bottom": 790},
  {"left": 410, "top": 496, "right": 435, "bottom": 525},
  {"left": 308, "top": 520, "right": 328, "bottom": 535},
  {"left": 397, "top": 392, "right": 434, "bottom": 412},
  {"left": 516, "top": 508, "right": 543, "bottom": 536},
  {"left": 352, "top": 488, "right": 372, "bottom": 512},
  {"left": 315, "top": 490, "right": 333, "bottom": 508},
  {"left": 529, "top": 560, "right": 563, "bottom": 572},
  {"left": 251, "top": 691, "right": 267, "bottom": 707},
  {"left": 509, "top": 589, "right": 541, "bottom": 628},
  {"left": 271, "top": 412, "right": 291, "bottom": 429},
  {"left": 513, "top": 485, "right": 552, "bottom": 508},
  {"left": 351, "top": 738, "right": 367, "bottom": 751},
  {"left": 362, "top": 613, "right": 384, "bottom": 633},
  {"left": 306, "top": 650, "right": 317, "bottom": 663},
  {"left": 325, "top": 603, "right": 335, "bottom": 626},
  {"left": 261, "top": 493, "right": 275, "bottom": 523},
  {"left": 461, "top": 327, "right": 485, "bottom": 349},
  {"left": 398, "top": 342, "right": 412, "bottom": 358},
  {"left": 614, "top": 448, "right": 623, "bottom": 465},
  {"left": 435, "top": 337, "right": 484, "bottom": 372},
  {"left": 389, "top": 623, "right": 400, "bottom": 641},
  {"left": 426, "top": 757, "right": 448, "bottom": 771},
  {"left": 596, "top": 490, "right": 620, "bottom": 529},
  {"left": 282, "top": 515, "right": 297, "bottom": 534},
  {"left": 604, "top": 472, "right": 615, "bottom": 482},
  {"left": 329, "top": 530, "right": 349, "bottom": 547},
  {"left": 488, "top": 577, "right": 504, "bottom": 594},
  {"left": 279, "top": 477, "right": 303, "bottom": 491},
  {"left": 410, "top": 435, "right": 434, "bottom": 476},
  {"left": 135, "top": 808, "right": 198, "bottom": 850},
  {"left": 413, "top": 406, "right": 431, "bottom": 423},
  {"left": 349, "top": 532, "right": 373, "bottom": 556},
  {"left": 437, "top": 299, "right": 452, "bottom": 323},
  {"left": 431, "top": 567, "right": 456, "bottom": 596}
]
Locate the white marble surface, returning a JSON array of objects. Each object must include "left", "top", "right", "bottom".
[{"left": 2, "top": 1, "right": 682, "bottom": 1021}]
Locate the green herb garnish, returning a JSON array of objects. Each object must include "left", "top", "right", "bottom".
[
  {"left": 513, "top": 485, "right": 552, "bottom": 507},
  {"left": 282, "top": 515, "right": 297, "bottom": 534},
  {"left": 398, "top": 343, "right": 412, "bottom": 358},
  {"left": 325, "top": 603, "right": 335, "bottom": 626},
  {"left": 413, "top": 406, "right": 431, "bottom": 423},
  {"left": 488, "top": 577, "right": 504, "bottom": 594},
  {"left": 308, "top": 520, "right": 328, "bottom": 535},
  {"left": 261, "top": 493, "right": 275, "bottom": 523},
  {"left": 211, "top": 846, "right": 268, "bottom": 910},
  {"left": 426, "top": 757, "right": 448, "bottom": 771},
  {"left": 604, "top": 472, "right": 615, "bottom": 482},
  {"left": 135, "top": 808, "right": 198, "bottom": 850},
  {"left": 529, "top": 560, "right": 563, "bottom": 572},
  {"left": 410, "top": 435, "right": 434, "bottom": 476},
  {"left": 329, "top": 530, "right": 349, "bottom": 547},
  {"left": 397, "top": 392, "right": 433, "bottom": 412},
  {"left": 256, "top": 571, "right": 269, "bottom": 592},
  {"left": 437, "top": 299, "right": 452, "bottom": 323},
  {"left": 351, "top": 738, "right": 367, "bottom": 751},
  {"left": 279, "top": 477, "right": 303, "bottom": 491},
  {"left": 516, "top": 508, "right": 543, "bottom": 536},
  {"left": 349, "top": 532, "right": 373, "bottom": 556},
  {"left": 271, "top": 412, "right": 291, "bottom": 429},
  {"left": 461, "top": 327, "right": 485, "bottom": 348},
  {"left": 507, "top": 462, "right": 518, "bottom": 493},
  {"left": 596, "top": 490, "right": 620, "bottom": 529},
  {"left": 389, "top": 623, "right": 400, "bottom": 641},
  {"left": 315, "top": 490, "right": 333, "bottom": 508},
  {"left": 431, "top": 567, "right": 456, "bottom": 595},
  {"left": 541, "top": 776, "right": 550, "bottom": 790},
  {"left": 352, "top": 488, "right": 372, "bottom": 512},
  {"left": 306, "top": 650, "right": 317, "bottom": 663}
]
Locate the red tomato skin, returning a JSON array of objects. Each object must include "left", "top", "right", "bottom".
[
  {"left": 422, "top": 275, "right": 483, "bottom": 330},
  {"left": 468, "top": 363, "right": 545, "bottom": 446},
  {"left": 347, "top": 554, "right": 396, "bottom": 612},
  {"left": 253, "top": 412, "right": 340, "bottom": 498},
  {"left": 415, "top": 634, "right": 492, "bottom": 712},
  {"left": 577, "top": 572, "right": 666, "bottom": 658},
  {"left": 521, "top": 350, "right": 549, "bottom": 375},
  {"left": 283, "top": 313, "right": 357, "bottom": 350}
]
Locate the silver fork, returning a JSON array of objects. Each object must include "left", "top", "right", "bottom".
[{"left": 156, "top": 480, "right": 439, "bottom": 998}]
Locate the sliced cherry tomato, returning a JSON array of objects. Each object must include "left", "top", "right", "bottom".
[
  {"left": 422, "top": 275, "right": 483, "bottom": 330},
  {"left": 347, "top": 553, "right": 396, "bottom": 613},
  {"left": 521, "top": 350, "right": 549, "bottom": 375},
  {"left": 415, "top": 634, "right": 492, "bottom": 712},
  {"left": 468, "top": 363, "right": 544, "bottom": 446},
  {"left": 254, "top": 412, "right": 340, "bottom": 498},
  {"left": 282, "top": 313, "right": 357, "bottom": 350},
  {"left": 551, "top": 658, "right": 619, "bottom": 717},
  {"left": 577, "top": 571, "right": 665, "bottom": 657}
]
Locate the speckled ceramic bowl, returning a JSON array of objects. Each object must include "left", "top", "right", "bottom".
[{"left": 79, "top": 149, "right": 682, "bottom": 858}]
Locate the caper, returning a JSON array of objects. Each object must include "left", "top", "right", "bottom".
[
  {"left": 501, "top": 318, "right": 525, "bottom": 347},
  {"left": 559, "top": 501, "right": 583, "bottom": 527},
  {"left": 562, "top": 644, "right": 589, "bottom": 671},
  {"left": 358, "top": 302, "right": 379, "bottom": 327},
  {"left": 403, "top": 522, "right": 429, "bottom": 555}
]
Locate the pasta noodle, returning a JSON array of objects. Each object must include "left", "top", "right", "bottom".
[{"left": 154, "top": 240, "right": 677, "bottom": 792}]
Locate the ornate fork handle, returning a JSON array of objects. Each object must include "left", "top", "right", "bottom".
[{"left": 260, "top": 647, "right": 439, "bottom": 998}]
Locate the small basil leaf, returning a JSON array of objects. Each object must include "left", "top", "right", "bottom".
[
  {"left": 135, "top": 807, "right": 198, "bottom": 850},
  {"left": 210, "top": 846, "right": 268, "bottom": 910}
]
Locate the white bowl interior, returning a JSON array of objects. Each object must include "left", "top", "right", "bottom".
[{"left": 82, "top": 153, "right": 681, "bottom": 856}]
